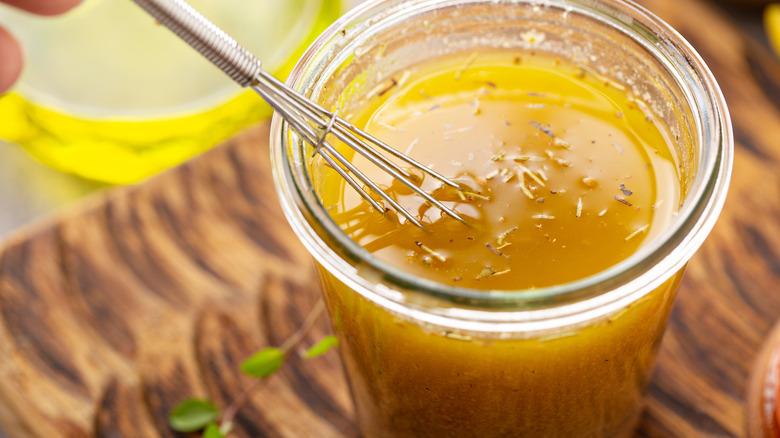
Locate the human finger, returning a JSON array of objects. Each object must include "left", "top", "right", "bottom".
[
  {"left": 0, "top": 0, "right": 82, "bottom": 16},
  {"left": 0, "top": 25, "right": 23, "bottom": 94}
]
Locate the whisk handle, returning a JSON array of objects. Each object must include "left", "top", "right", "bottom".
[{"left": 130, "top": 0, "right": 261, "bottom": 87}]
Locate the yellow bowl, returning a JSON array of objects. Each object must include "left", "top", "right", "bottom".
[{"left": 0, "top": 0, "right": 343, "bottom": 184}]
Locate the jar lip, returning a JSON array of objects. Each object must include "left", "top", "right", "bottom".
[{"left": 271, "top": 0, "right": 732, "bottom": 316}]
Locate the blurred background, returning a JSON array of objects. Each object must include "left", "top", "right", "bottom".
[
  {"left": 0, "top": 1, "right": 779, "bottom": 437},
  {"left": 0, "top": 0, "right": 354, "bottom": 238},
  {"left": 0, "top": 0, "right": 777, "bottom": 241}
]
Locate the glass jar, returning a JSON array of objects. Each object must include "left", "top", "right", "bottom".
[{"left": 271, "top": 0, "right": 732, "bottom": 436}]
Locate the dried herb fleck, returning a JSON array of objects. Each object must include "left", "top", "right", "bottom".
[
  {"left": 405, "top": 138, "right": 420, "bottom": 155},
  {"left": 517, "top": 164, "right": 546, "bottom": 187},
  {"left": 415, "top": 241, "right": 447, "bottom": 262},
  {"left": 377, "top": 78, "right": 398, "bottom": 97},
  {"left": 553, "top": 137, "right": 572, "bottom": 149},
  {"left": 491, "top": 150, "right": 506, "bottom": 162},
  {"left": 476, "top": 266, "right": 496, "bottom": 279},
  {"left": 581, "top": 177, "right": 598, "bottom": 188},
  {"left": 497, "top": 226, "right": 519, "bottom": 246},
  {"left": 462, "top": 191, "right": 490, "bottom": 201},
  {"left": 553, "top": 157, "right": 574, "bottom": 168},
  {"left": 377, "top": 121, "right": 400, "bottom": 132},
  {"left": 519, "top": 181, "right": 535, "bottom": 200},
  {"left": 454, "top": 52, "right": 479, "bottom": 80},
  {"left": 624, "top": 224, "right": 649, "bottom": 241},
  {"left": 529, "top": 120, "right": 555, "bottom": 137},
  {"left": 492, "top": 268, "right": 512, "bottom": 277},
  {"left": 486, "top": 243, "right": 511, "bottom": 259}
]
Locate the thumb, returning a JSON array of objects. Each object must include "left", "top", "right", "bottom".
[
  {"left": 0, "top": 26, "right": 23, "bottom": 94},
  {"left": 1, "top": 0, "right": 83, "bottom": 16}
]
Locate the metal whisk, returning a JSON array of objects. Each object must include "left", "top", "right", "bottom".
[{"left": 130, "top": 0, "right": 468, "bottom": 229}]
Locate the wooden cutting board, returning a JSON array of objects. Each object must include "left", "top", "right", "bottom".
[{"left": 1, "top": 0, "right": 779, "bottom": 435}]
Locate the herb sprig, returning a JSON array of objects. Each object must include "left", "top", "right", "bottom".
[{"left": 168, "top": 298, "right": 338, "bottom": 437}]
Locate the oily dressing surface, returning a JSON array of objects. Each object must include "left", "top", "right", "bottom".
[{"left": 320, "top": 52, "right": 681, "bottom": 290}]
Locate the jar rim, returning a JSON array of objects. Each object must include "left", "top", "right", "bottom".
[{"left": 271, "top": 0, "right": 732, "bottom": 328}]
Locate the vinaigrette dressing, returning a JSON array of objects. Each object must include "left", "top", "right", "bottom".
[
  {"left": 318, "top": 52, "right": 681, "bottom": 290},
  {"left": 309, "top": 50, "right": 692, "bottom": 437}
]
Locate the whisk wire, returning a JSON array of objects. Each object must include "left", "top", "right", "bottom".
[
  {"left": 253, "top": 75, "right": 407, "bottom": 223},
  {"left": 131, "top": 0, "right": 470, "bottom": 229},
  {"left": 256, "top": 72, "right": 416, "bottom": 183},
  {"left": 254, "top": 71, "right": 469, "bottom": 228},
  {"left": 258, "top": 71, "right": 462, "bottom": 190},
  {"left": 312, "top": 107, "right": 339, "bottom": 158},
  {"left": 254, "top": 79, "right": 426, "bottom": 228}
]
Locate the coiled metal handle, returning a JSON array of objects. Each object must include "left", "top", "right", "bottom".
[{"left": 131, "top": 0, "right": 261, "bottom": 87}]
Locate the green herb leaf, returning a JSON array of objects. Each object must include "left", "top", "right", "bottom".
[
  {"left": 203, "top": 422, "right": 225, "bottom": 438},
  {"left": 241, "top": 347, "right": 285, "bottom": 378},
  {"left": 168, "top": 399, "right": 220, "bottom": 432},
  {"left": 303, "top": 335, "right": 339, "bottom": 358}
]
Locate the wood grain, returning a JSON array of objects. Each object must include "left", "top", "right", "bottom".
[
  {"left": 0, "top": 125, "right": 356, "bottom": 438},
  {"left": 636, "top": 0, "right": 780, "bottom": 435},
  {"left": 0, "top": 0, "right": 778, "bottom": 435}
]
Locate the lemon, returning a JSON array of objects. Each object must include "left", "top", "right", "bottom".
[
  {"left": 766, "top": 4, "right": 780, "bottom": 57},
  {"left": 0, "top": 0, "right": 343, "bottom": 183}
]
